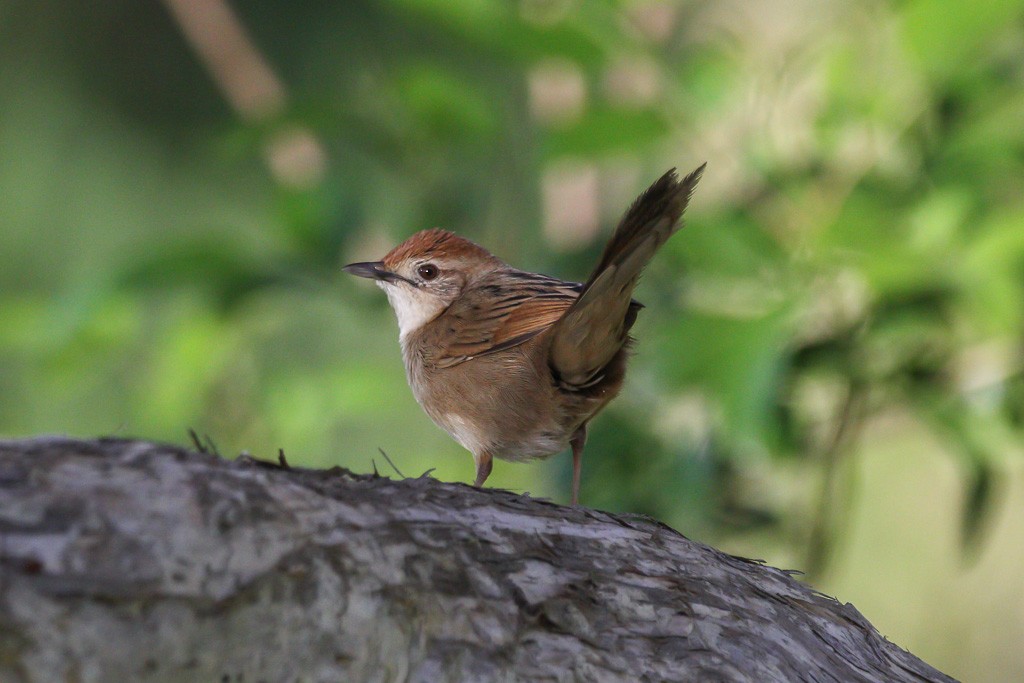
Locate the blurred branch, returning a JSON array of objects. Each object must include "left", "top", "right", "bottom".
[
  {"left": 805, "top": 381, "right": 867, "bottom": 577},
  {"left": 915, "top": 394, "right": 1007, "bottom": 564},
  {"left": 161, "top": 0, "right": 327, "bottom": 188}
]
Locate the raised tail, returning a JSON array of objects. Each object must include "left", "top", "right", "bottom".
[{"left": 547, "top": 163, "right": 705, "bottom": 388}]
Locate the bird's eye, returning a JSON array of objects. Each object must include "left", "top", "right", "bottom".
[{"left": 417, "top": 263, "right": 439, "bottom": 281}]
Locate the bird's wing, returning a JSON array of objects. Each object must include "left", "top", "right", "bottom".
[
  {"left": 548, "top": 164, "right": 705, "bottom": 388},
  {"left": 433, "top": 272, "right": 581, "bottom": 368}
]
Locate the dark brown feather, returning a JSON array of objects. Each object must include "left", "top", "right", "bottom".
[{"left": 548, "top": 164, "right": 705, "bottom": 387}]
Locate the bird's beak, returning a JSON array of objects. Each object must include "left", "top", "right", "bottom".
[{"left": 342, "top": 261, "right": 414, "bottom": 286}]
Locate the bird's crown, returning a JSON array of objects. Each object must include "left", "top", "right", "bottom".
[{"left": 382, "top": 228, "right": 497, "bottom": 270}]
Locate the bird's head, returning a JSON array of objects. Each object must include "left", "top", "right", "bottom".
[{"left": 344, "top": 228, "right": 501, "bottom": 338}]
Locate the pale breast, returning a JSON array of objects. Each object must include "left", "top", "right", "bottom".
[{"left": 402, "top": 338, "right": 574, "bottom": 462}]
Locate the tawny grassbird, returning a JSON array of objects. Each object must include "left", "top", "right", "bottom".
[{"left": 344, "top": 164, "right": 705, "bottom": 504}]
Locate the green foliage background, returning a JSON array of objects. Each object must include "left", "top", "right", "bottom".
[{"left": 2, "top": 0, "right": 1024, "bottom": 679}]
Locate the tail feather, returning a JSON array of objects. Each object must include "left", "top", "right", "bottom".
[{"left": 548, "top": 163, "right": 705, "bottom": 388}]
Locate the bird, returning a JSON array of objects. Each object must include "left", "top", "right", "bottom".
[{"left": 344, "top": 164, "right": 705, "bottom": 505}]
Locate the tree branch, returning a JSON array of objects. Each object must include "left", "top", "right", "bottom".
[{"left": 0, "top": 437, "right": 954, "bottom": 682}]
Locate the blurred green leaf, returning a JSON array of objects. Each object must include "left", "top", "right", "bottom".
[
  {"left": 901, "top": 0, "right": 1023, "bottom": 82},
  {"left": 660, "top": 309, "right": 792, "bottom": 450},
  {"left": 397, "top": 65, "right": 500, "bottom": 142},
  {"left": 543, "top": 107, "right": 669, "bottom": 157}
]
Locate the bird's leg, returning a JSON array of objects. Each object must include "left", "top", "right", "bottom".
[
  {"left": 473, "top": 452, "right": 493, "bottom": 488},
  {"left": 570, "top": 424, "right": 588, "bottom": 506}
]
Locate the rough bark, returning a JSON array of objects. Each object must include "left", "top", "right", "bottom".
[{"left": 0, "top": 437, "right": 955, "bottom": 683}]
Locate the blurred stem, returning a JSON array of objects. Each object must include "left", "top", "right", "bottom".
[
  {"left": 914, "top": 394, "right": 1002, "bottom": 564},
  {"left": 161, "top": 0, "right": 327, "bottom": 188},
  {"left": 805, "top": 381, "right": 866, "bottom": 578}
]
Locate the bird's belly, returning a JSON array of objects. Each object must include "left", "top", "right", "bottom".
[
  {"left": 432, "top": 408, "right": 569, "bottom": 462},
  {"left": 409, "top": 350, "right": 576, "bottom": 462}
]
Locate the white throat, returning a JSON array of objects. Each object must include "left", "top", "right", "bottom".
[{"left": 379, "top": 281, "right": 445, "bottom": 340}]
